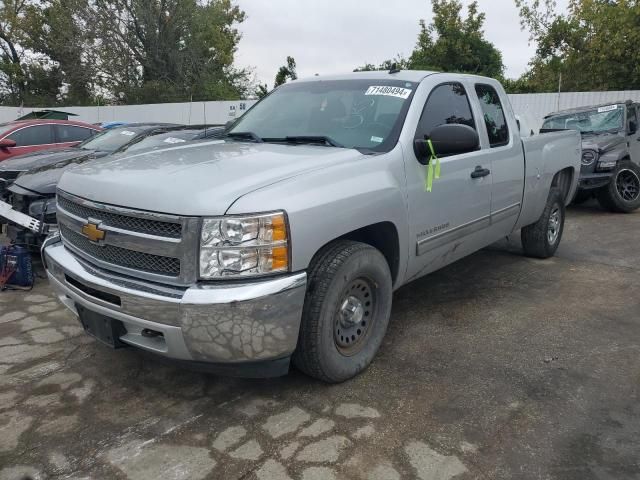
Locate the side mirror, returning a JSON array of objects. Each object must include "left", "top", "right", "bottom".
[
  {"left": 628, "top": 121, "right": 637, "bottom": 135},
  {"left": 0, "top": 138, "right": 16, "bottom": 149},
  {"left": 414, "top": 124, "right": 479, "bottom": 163}
]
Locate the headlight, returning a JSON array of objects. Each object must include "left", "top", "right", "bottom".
[
  {"left": 199, "top": 211, "right": 289, "bottom": 279},
  {"left": 581, "top": 150, "right": 598, "bottom": 166},
  {"left": 28, "top": 197, "right": 57, "bottom": 218}
]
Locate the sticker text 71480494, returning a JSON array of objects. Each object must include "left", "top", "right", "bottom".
[{"left": 365, "top": 86, "right": 412, "bottom": 99}]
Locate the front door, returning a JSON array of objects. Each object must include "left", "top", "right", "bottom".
[
  {"left": 404, "top": 79, "right": 493, "bottom": 283},
  {"left": 626, "top": 104, "right": 640, "bottom": 166}
]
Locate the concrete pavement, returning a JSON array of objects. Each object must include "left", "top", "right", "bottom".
[{"left": 1, "top": 201, "right": 639, "bottom": 479}]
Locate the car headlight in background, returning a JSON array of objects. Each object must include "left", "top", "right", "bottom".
[
  {"left": 581, "top": 150, "right": 598, "bottom": 166},
  {"left": 28, "top": 197, "right": 57, "bottom": 219},
  {"left": 199, "top": 211, "right": 289, "bottom": 279}
]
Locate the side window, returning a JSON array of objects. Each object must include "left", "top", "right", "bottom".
[
  {"left": 54, "top": 125, "right": 94, "bottom": 143},
  {"left": 627, "top": 106, "right": 638, "bottom": 133},
  {"left": 475, "top": 84, "right": 509, "bottom": 147},
  {"left": 6, "top": 125, "right": 54, "bottom": 147},
  {"left": 415, "top": 83, "right": 476, "bottom": 141}
]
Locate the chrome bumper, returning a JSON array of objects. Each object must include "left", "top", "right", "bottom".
[{"left": 43, "top": 237, "right": 307, "bottom": 370}]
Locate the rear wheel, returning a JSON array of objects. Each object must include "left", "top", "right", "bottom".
[
  {"left": 293, "top": 240, "right": 392, "bottom": 383},
  {"left": 521, "top": 187, "right": 565, "bottom": 259},
  {"left": 597, "top": 160, "right": 640, "bottom": 213}
]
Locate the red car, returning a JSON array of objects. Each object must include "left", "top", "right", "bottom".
[{"left": 0, "top": 120, "right": 102, "bottom": 162}]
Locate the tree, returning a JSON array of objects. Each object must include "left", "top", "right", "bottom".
[
  {"left": 515, "top": 0, "right": 640, "bottom": 92},
  {"left": 89, "top": 0, "right": 249, "bottom": 104},
  {"left": 354, "top": 57, "right": 409, "bottom": 72},
  {"left": 255, "top": 83, "right": 269, "bottom": 99},
  {"left": 274, "top": 56, "right": 297, "bottom": 88},
  {"left": 408, "top": 0, "right": 504, "bottom": 78}
]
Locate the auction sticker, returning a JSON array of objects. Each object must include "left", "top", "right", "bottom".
[
  {"left": 120, "top": 130, "right": 136, "bottom": 136},
  {"left": 597, "top": 105, "right": 618, "bottom": 113},
  {"left": 163, "top": 137, "right": 186, "bottom": 144},
  {"left": 365, "top": 86, "right": 412, "bottom": 99}
]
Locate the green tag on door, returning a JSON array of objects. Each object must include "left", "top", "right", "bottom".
[{"left": 425, "top": 139, "right": 441, "bottom": 192}]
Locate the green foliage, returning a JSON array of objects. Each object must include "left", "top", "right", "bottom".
[
  {"left": 354, "top": 57, "right": 409, "bottom": 72},
  {"left": 0, "top": 0, "right": 250, "bottom": 106},
  {"left": 408, "top": 0, "right": 504, "bottom": 78},
  {"left": 274, "top": 56, "right": 297, "bottom": 88},
  {"left": 515, "top": 0, "right": 640, "bottom": 92}
]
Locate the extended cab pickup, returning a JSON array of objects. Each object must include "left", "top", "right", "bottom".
[{"left": 42, "top": 71, "right": 581, "bottom": 382}]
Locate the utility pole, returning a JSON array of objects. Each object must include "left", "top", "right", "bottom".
[{"left": 557, "top": 72, "right": 562, "bottom": 111}]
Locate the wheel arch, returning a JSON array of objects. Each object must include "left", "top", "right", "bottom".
[
  {"left": 310, "top": 222, "right": 401, "bottom": 287},
  {"left": 551, "top": 167, "right": 575, "bottom": 205}
]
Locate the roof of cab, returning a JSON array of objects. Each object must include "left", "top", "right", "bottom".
[
  {"left": 294, "top": 70, "right": 438, "bottom": 83},
  {"left": 546, "top": 100, "right": 635, "bottom": 118}
]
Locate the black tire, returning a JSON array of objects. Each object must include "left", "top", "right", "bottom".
[
  {"left": 571, "top": 190, "right": 592, "bottom": 205},
  {"left": 293, "top": 240, "right": 393, "bottom": 383},
  {"left": 521, "top": 187, "right": 565, "bottom": 259},
  {"left": 597, "top": 160, "right": 640, "bottom": 213}
]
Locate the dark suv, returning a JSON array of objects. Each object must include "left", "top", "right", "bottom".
[{"left": 542, "top": 101, "right": 640, "bottom": 213}]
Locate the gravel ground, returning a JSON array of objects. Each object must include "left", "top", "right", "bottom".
[{"left": 0, "top": 201, "right": 639, "bottom": 480}]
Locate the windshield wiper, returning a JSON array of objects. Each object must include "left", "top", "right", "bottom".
[
  {"left": 263, "top": 135, "right": 344, "bottom": 148},
  {"left": 226, "top": 131, "right": 263, "bottom": 143}
]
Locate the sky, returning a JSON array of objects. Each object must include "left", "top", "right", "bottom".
[{"left": 235, "top": 0, "right": 569, "bottom": 86}]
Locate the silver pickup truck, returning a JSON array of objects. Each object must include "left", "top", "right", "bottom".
[{"left": 41, "top": 71, "right": 581, "bottom": 382}]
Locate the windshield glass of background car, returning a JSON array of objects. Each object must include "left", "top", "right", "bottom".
[
  {"left": 125, "top": 132, "right": 198, "bottom": 153},
  {"left": 78, "top": 128, "right": 144, "bottom": 152},
  {"left": 542, "top": 106, "right": 624, "bottom": 133},
  {"left": 229, "top": 79, "right": 417, "bottom": 151}
]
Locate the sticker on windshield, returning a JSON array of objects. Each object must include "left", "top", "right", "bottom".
[
  {"left": 371, "top": 136, "right": 384, "bottom": 143},
  {"left": 163, "top": 137, "right": 186, "bottom": 144},
  {"left": 597, "top": 105, "right": 618, "bottom": 113},
  {"left": 365, "top": 86, "right": 412, "bottom": 99},
  {"left": 120, "top": 130, "right": 136, "bottom": 136}
]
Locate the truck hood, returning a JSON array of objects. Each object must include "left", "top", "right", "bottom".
[
  {"left": 582, "top": 133, "right": 625, "bottom": 152},
  {"left": 57, "top": 140, "right": 367, "bottom": 215}
]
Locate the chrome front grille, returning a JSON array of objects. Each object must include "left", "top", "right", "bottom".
[
  {"left": 60, "top": 225, "right": 181, "bottom": 276},
  {"left": 56, "top": 190, "right": 199, "bottom": 285},
  {"left": 58, "top": 195, "right": 182, "bottom": 238}
]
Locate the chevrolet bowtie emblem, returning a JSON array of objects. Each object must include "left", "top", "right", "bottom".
[{"left": 81, "top": 222, "right": 106, "bottom": 243}]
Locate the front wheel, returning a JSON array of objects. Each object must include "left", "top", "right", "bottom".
[
  {"left": 293, "top": 240, "right": 393, "bottom": 383},
  {"left": 521, "top": 187, "right": 565, "bottom": 259},
  {"left": 597, "top": 161, "right": 640, "bottom": 213}
]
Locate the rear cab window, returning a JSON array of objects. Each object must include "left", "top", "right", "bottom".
[{"left": 475, "top": 84, "right": 509, "bottom": 148}]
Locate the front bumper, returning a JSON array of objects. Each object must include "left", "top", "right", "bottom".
[
  {"left": 43, "top": 237, "right": 307, "bottom": 377},
  {"left": 578, "top": 171, "right": 614, "bottom": 190}
]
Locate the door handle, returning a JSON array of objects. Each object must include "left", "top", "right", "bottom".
[{"left": 471, "top": 166, "right": 491, "bottom": 179}]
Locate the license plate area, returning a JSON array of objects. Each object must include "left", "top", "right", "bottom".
[{"left": 76, "top": 304, "right": 127, "bottom": 349}]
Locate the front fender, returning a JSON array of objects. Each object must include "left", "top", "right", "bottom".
[{"left": 226, "top": 150, "right": 409, "bottom": 285}]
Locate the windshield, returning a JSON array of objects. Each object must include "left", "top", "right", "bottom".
[
  {"left": 124, "top": 131, "right": 200, "bottom": 153},
  {"left": 0, "top": 123, "right": 16, "bottom": 138},
  {"left": 77, "top": 127, "right": 145, "bottom": 152},
  {"left": 229, "top": 79, "right": 417, "bottom": 152},
  {"left": 542, "top": 105, "right": 624, "bottom": 134}
]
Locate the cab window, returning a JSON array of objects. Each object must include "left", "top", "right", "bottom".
[
  {"left": 54, "top": 124, "right": 95, "bottom": 143},
  {"left": 6, "top": 125, "right": 55, "bottom": 147},
  {"left": 415, "top": 83, "right": 476, "bottom": 144},
  {"left": 475, "top": 84, "right": 509, "bottom": 147}
]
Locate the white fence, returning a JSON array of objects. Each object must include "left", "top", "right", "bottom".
[
  {"left": 2, "top": 90, "right": 640, "bottom": 129},
  {"left": 0, "top": 100, "right": 258, "bottom": 125}
]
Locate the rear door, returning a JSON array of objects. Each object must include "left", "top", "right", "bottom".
[
  {"left": 53, "top": 124, "right": 96, "bottom": 147},
  {"left": 404, "top": 77, "right": 494, "bottom": 281},
  {"left": 471, "top": 83, "right": 525, "bottom": 243}
]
